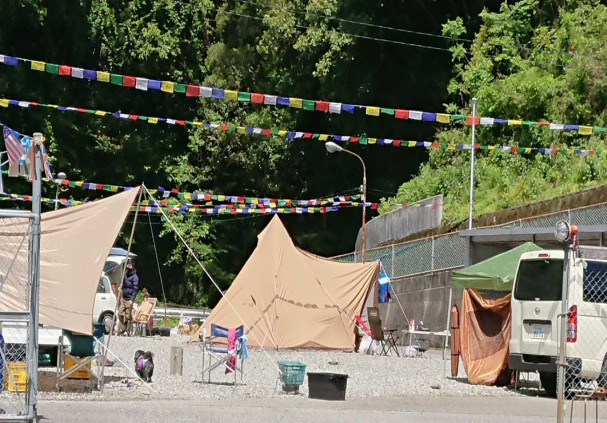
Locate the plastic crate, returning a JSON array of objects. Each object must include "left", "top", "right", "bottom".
[
  {"left": 64, "top": 356, "right": 92, "bottom": 380},
  {"left": 278, "top": 361, "right": 306, "bottom": 386},
  {"left": 5, "top": 362, "right": 27, "bottom": 393}
]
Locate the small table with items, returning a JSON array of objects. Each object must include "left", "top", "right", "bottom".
[{"left": 401, "top": 329, "right": 451, "bottom": 357}]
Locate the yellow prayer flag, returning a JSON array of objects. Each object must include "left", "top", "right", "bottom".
[
  {"left": 75, "top": 181, "right": 84, "bottom": 187},
  {"left": 289, "top": 98, "right": 303, "bottom": 108},
  {"left": 567, "top": 149, "right": 574, "bottom": 154},
  {"left": 148, "top": 117, "right": 159, "bottom": 124},
  {"left": 110, "top": 186, "right": 119, "bottom": 193},
  {"left": 278, "top": 130, "right": 287, "bottom": 136},
  {"left": 225, "top": 90, "right": 238, "bottom": 101},
  {"left": 408, "top": 141, "right": 417, "bottom": 147},
  {"left": 217, "top": 195, "right": 226, "bottom": 202},
  {"left": 251, "top": 198, "right": 259, "bottom": 204},
  {"left": 31, "top": 61, "right": 45, "bottom": 71},
  {"left": 47, "top": 104, "right": 59, "bottom": 108},
  {"left": 488, "top": 145, "right": 496, "bottom": 150},
  {"left": 237, "top": 127, "right": 246, "bottom": 134},
  {"left": 161, "top": 81, "right": 175, "bottom": 93},
  {"left": 97, "top": 71, "right": 110, "bottom": 82},
  {"left": 95, "top": 110, "right": 107, "bottom": 116},
  {"left": 192, "top": 121, "right": 202, "bottom": 126},
  {"left": 447, "top": 144, "right": 456, "bottom": 150},
  {"left": 579, "top": 125, "right": 593, "bottom": 135},
  {"left": 508, "top": 120, "right": 523, "bottom": 126},
  {"left": 308, "top": 207, "right": 314, "bottom": 214},
  {"left": 366, "top": 107, "right": 380, "bottom": 116},
  {"left": 368, "top": 138, "right": 377, "bottom": 144},
  {"left": 319, "top": 134, "right": 329, "bottom": 141},
  {"left": 185, "top": 193, "right": 192, "bottom": 200},
  {"left": 0, "top": 99, "right": 9, "bottom": 108},
  {"left": 436, "top": 113, "right": 451, "bottom": 123},
  {"left": 278, "top": 208, "right": 284, "bottom": 213}
]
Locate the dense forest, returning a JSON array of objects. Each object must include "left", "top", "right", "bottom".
[{"left": 2, "top": 0, "right": 601, "bottom": 307}]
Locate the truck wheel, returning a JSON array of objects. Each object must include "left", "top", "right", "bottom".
[
  {"left": 99, "top": 312, "right": 114, "bottom": 335},
  {"left": 539, "top": 372, "right": 557, "bottom": 397}
]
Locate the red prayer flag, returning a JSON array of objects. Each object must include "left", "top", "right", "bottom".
[
  {"left": 395, "top": 109, "right": 409, "bottom": 119},
  {"left": 129, "top": 115, "right": 139, "bottom": 120},
  {"left": 220, "top": 124, "right": 229, "bottom": 131},
  {"left": 251, "top": 93, "right": 265, "bottom": 104},
  {"left": 351, "top": 136, "right": 360, "bottom": 143},
  {"left": 536, "top": 121, "right": 550, "bottom": 126},
  {"left": 186, "top": 85, "right": 200, "bottom": 97},
  {"left": 393, "top": 140, "right": 402, "bottom": 147},
  {"left": 176, "top": 120, "right": 186, "bottom": 126},
  {"left": 511, "top": 146, "right": 519, "bottom": 154},
  {"left": 76, "top": 108, "right": 88, "bottom": 113},
  {"left": 261, "top": 129, "right": 271, "bottom": 136},
  {"left": 316, "top": 101, "right": 329, "bottom": 113},
  {"left": 466, "top": 116, "right": 481, "bottom": 125},
  {"left": 303, "top": 133, "right": 313, "bottom": 139},
  {"left": 123, "top": 75, "right": 136, "bottom": 87},
  {"left": 59, "top": 65, "right": 72, "bottom": 76}
]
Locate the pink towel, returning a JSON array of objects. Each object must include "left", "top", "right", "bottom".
[{"left": 226, "top": 327, "right": 237, "bottom": 374}]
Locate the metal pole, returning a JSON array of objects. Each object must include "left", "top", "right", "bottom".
[
  {"left": 557, "top": 246, "right": 571, "bottom": 423},
  {"left": 0, "top": 151, "right": 5, "bottom": 194},
  {"left": 28, "top": 133, "right": 43, "bottom": 420},
  {"left": 341, "top": 149, "right": 367, "bottom": 263},
  {"left": 468, "top": 98, "right": 478, "bottom": 230}
]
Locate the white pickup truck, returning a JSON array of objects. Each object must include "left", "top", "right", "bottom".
[{"left": 1, "top": 248, "right": 133, "bottom": 365}]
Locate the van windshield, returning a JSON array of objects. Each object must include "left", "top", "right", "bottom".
[{"left": 514, "top": 259, "right": 563, "bottom": 301}]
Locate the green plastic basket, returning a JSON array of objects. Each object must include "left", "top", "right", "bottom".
[{"left": 278, "top": 361, "right": 306, "bottom": 386}]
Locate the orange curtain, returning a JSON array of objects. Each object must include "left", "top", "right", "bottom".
[{"left": 459, "top": 288, "right": 512, "bottom": 386}]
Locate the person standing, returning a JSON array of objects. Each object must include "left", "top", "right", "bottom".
[{"left": 118, "top": 259, "right": 139, "bottom": 336}]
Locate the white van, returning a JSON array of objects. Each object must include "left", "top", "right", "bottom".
[{"left": 510, "top": 247, "right": 607, "bottom": 397}]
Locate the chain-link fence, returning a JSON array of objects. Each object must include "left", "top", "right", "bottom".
[
  {"left": 556, "top": 247, "right": 607, "bottom": 421},
  {"left": 334, "top": 200, "right": 607, "bottom": 280},
  {"left": 0, "top": 215, "right": 34, "bottom": 419}
]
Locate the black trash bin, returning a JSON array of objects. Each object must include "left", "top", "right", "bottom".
[{"left": 307, "top": 372, "right": 348, "bottom": 400}]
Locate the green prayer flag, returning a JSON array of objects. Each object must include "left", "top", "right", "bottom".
[
  {"left": 271, "top": 129, "right": 280, "bottom": 135},
  {"left": 87, "top": 110, "right": 96, "bottom": 114},
  {"left": 238, "top": 92, "right": 251, "bottom": 102},
  {"left": 174, "top": 83, "right": 187, "bottom": 94},
  {"left": 451, "top": 114, "right": 465, "bottom": 121},
  {"left": 228, "top": 125, "right": 237, "bottom": 132},
  {"left": 45, "top": 63, "right": 59, "bottom": 74},
  {"left": 594, "top": 126, "right": 607, "bottom": 133},
  {"left": 359, "top": 137, "right": 368, "bottom": 145},
  {"left": 111, "top": 74, "right": 123, "bottom": 85},
  {"left": 303, "top": 100, "right": 316, "bottom": 111},
  {"left": 381, "top": 108, "right": 395, "bottom": 116},
  {"left": 140, "top": 116, "right": 149, "bottom": 121},
  {"left": 523, "top": 121, "right": 536, "bottom": 126},
  {"left": 312, "top": 134, "right": 320, "bottom": 139}
]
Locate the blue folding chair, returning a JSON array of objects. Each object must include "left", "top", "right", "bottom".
[{"left": 200, "top": 324, "right": 245, "bottom": 384}]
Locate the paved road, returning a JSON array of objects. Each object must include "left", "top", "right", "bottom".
[{"left": 37, "top": 395, "right": 607, "bottom": 422}]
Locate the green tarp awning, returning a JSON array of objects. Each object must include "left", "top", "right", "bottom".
[{"left": 451, "top": 242, "right": 543, "bottom": 291}]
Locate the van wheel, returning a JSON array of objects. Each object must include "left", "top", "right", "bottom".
[
  {"left": 99, "top": 312, "right": 114, "bottom": 335},
  {"left": 539, "top": 372, "right": 557, "bottom": 397}
]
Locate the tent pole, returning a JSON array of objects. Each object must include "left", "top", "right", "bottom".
[{"left": 101, "top": 185, "right": 143, "bottom": 389}]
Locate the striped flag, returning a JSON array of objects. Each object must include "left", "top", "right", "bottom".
[{"left": 3, "top": 125, "right": 25, "bottom": 164}]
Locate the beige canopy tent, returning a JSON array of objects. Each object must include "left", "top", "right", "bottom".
[
  {"left": 199, "top": 215, "right": 380, "bottom": 350},
  {"left": 0, "top": 188, "right": 140, "bottom": 335}
]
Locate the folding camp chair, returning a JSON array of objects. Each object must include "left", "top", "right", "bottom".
[
  {"left": 57, "top": 323, "right": 105, "bottom": 390},
  {"left": 199, "top": 324, "right": 245, "bottom": 384},
  {"left": 133, "top": 297, "right": 157, "bottom": 337},
  {"left": 367, "top": 307, "right": 400, "bottom": 356}
]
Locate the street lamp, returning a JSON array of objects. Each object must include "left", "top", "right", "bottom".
[
  {"left": 55, "top": 172, "right": 67, "bottom": 210},
  {"left": 324, "top": 141, "right": 368, "bottom": 262}
]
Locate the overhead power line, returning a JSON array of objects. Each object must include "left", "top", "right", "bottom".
[
  {"left": 232, "top": 0, "right": 474, "bottom": 44},
  {"left": 205, "top": 6, "right": 454, "bottom": 52}
]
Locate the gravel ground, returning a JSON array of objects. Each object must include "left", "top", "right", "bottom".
[{"left": 31, "top": 334, "right": 540, "bottom": 402}]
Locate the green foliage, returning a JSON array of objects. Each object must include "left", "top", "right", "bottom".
[{"left": 383, "top": 0, "right": 607, "bottom": 224}]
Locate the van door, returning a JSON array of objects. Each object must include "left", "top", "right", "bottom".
[
  {"left": 93, "top": 275, "right": 114, "bottom": 322},
  {"left": 512, "top": 258, "right": 563, "bottom": 357}
]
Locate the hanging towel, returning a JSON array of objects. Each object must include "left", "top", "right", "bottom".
[
  {"left": 226, "top": 327, "right": 237, "bottom": 374},
  {"left": 239, "top": 334, "right": 250, "bottom": 361}
]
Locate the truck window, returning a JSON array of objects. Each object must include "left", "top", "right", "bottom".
[
  {"left": 583, "top": 261, "right": 607, "bottom": 303},
  {"left": 514, "top": 259, "right": 563, "bottom": 301}
]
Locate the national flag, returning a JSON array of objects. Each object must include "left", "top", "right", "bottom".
[{"left": 3, "top": 125, "right": 26, "bottom": 165}]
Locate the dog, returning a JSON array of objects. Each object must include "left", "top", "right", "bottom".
[{"left": 134, "top": 350, "right": 154, "bottom": 382}]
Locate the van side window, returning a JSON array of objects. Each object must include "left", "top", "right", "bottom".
[
  {"left": 97, "top": 277, "right": 107, "bottom": 294},
  {"left": 583, "top": 261, "right": 607, "bottom": 303}
]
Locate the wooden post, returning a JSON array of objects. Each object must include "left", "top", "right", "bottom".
[{"left": 170, "top": 346, "right": 183, "bottom": 376}]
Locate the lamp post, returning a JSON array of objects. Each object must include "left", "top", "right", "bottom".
[
  {"left": 325, "top": 141, "right": 368, "bottom": 262},
  {"left": 55, "top": 171, "right": 66, "bottom": 210}
]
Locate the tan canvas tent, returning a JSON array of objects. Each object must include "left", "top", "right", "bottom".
[
  {"left": 199, "top": 215, "right": 380, "bottom": 350},
  {"left": 0, "top": 188, "right": 140, "bottom": 335}
]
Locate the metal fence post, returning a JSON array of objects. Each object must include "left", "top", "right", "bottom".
[
  {"left": 27, "top": 134, "right": 43, "bottom": 420},
  {"left": 567, "top": 209, "right": 572, "bottom": 224},
  {"left": 431, "top": 237, "right": 435, "bottom": 271},
  {"left": 391, "top": 244, "right": 395, "bottom": 277},
  {"left": 556, "top": 245, "right": 571, "bottom": 423}
]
